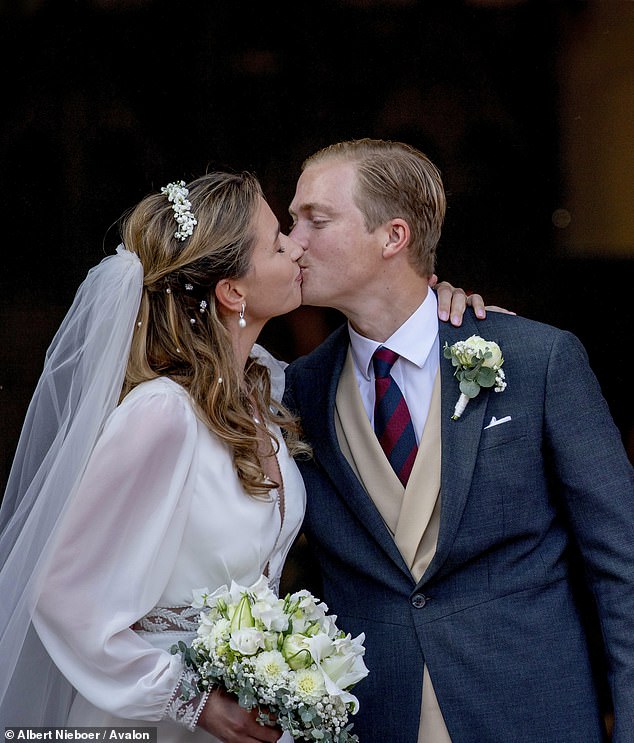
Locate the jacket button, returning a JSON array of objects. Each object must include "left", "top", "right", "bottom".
[{"left": 411, "top": 593, "right": 427, "bottom": 608}]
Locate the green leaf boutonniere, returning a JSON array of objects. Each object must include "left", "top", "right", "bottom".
[{"left": 443, "top": 335, "right": 507, "bottom": 420}]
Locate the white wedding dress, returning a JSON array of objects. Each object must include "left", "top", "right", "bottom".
[{"left": 33, "top": 360, "right": 305, "bottom": 742}]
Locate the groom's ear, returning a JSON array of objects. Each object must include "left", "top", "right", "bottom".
[
  {"left": 214, "top": 278, "right": 246, "bottom": 313},
  {"left": 381, "top": 218, "right": 410, "bottom": 259}
]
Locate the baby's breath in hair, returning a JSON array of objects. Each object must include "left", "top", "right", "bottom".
[{"left": 161, "top": 180, "right": 198, "bottom": 241}]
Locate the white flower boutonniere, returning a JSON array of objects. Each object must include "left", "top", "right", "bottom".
[{"left": 443, "top": 335, "right": 507, "bottom": 420}]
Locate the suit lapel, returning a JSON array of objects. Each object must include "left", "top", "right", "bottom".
[{"left": 417, "top": 315, "right": 489, "bottom": 586}]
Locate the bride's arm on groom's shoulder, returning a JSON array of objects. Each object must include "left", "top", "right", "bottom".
[{"left": 431, "top": 275, "right": 516, "bottom": 326}]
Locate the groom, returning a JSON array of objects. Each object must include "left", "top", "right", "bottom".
[{"left": 284, "top": 139, "right": 634, "bottom": 742}]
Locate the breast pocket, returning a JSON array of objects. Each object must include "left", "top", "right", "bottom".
[{"left": 478, "top": 410, "right": 527, "bottom": 450}]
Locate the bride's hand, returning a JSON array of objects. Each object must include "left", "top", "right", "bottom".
[
  {"left": 197, "top": 687, "right": 282, "bottom": 742},
  {"left": 429, "top": 275, "right": 515, "bottom": 327}
]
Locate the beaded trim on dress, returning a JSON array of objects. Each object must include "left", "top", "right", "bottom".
[
  {"left": 163, "top": 667, "right": 210, "bottom": 731},
  {"left": 132, "top": 605, "right": 200, "bottom": 633}
]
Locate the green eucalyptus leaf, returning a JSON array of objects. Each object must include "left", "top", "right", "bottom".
[
  {"left": 459, "top": 379, "right": 480, "bottom": 398},
  {"left": 476, "top": 366, "right": 496, "bottom": 387}
]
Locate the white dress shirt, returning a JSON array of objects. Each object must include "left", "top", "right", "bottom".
[{"left": 348, "top": 286, "right": 440, "bottom": 444}]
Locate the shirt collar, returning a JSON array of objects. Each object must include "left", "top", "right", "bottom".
[{"left": 348, "top": 286, "right": 439, "bottom": 381}]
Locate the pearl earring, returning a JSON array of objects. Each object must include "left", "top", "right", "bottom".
[{"left": 238, "top": 303, "right": 247, "bottom": 329}]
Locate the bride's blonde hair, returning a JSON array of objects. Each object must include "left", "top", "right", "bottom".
[{"left": 120, "top": 171, "right": 307, "bottom": 498}]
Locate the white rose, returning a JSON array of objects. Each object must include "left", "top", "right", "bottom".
[
  {"left": 229, "top": 627, "right": 265, "bottom": 656},
  {"left": 465, "top": 335, "right": 503, "bottom": 368}
]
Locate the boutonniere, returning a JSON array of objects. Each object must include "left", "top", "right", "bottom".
[{"left": 443, "top": 335, "right": 507, "bottom": 420}]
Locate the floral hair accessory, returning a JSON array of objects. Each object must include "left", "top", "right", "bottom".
[
  {"left": 444, "top": 335, "right": 507, "bottom": 420},
  {"left": 161, "top": 180, "right": 197, "bottom": 241}
]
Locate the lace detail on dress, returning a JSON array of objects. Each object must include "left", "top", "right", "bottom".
[
  {"left": 163, "top": 666, "right": 210, "bottom": 731},
  {"left": 132, "top": 605, "right": 200, "bottom": 632}
]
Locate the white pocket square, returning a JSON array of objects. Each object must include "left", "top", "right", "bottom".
[{"left": 483, "top": 415, "right": 512, "bottom": 430}]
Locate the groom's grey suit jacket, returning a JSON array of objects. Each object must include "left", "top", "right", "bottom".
[{"left": 284, "top": 309, "right": 634, "bottom": 743}]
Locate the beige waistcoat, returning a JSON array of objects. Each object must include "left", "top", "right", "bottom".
[{"left": 334, "top": 349, "right": 452, "bottom": 743}]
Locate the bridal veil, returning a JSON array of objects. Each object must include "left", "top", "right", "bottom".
[{"left": 0, "top": 246, "right": 143, "bottom": 724}]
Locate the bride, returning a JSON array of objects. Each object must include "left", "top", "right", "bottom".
[
  {"left": 0, "top": 173, "right": 306, "bottom": 741},
  {"left": 0, "top": 171, "right": 473, "bottom": 740}
]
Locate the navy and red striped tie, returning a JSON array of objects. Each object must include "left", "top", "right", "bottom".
[{"left": 373, "top": 347, "right": 418, "bottom": 486}]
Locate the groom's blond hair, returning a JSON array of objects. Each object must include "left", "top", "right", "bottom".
[{"left": 303, "top": 138, "right": 446, "bottom": 277}]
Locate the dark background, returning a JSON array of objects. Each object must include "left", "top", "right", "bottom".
[{"left": 1, "top": 0, "right": 633, "bottom": 491}]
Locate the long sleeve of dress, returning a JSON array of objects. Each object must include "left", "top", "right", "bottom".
[{"left": 33, "top": 383, "right": 199, "bottom": 721}]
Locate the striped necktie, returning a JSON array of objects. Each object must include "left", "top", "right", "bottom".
[{"left": 372, "top": 347, "right": 418, "bottom": 486}]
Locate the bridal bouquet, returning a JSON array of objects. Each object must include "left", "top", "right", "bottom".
[{"left": 172, "top": 575, "right": 369, "bottom": 742}]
